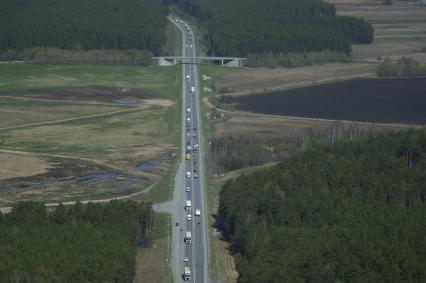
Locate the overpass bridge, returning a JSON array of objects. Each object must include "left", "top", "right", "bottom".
[{"left": 154, "top": 56, "right": 246, "bottom": 67}]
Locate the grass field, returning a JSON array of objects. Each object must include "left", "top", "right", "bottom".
[
  {"left": 0, "top": 63, "right": 181, "bottom": 205},
  {"left": 335, "top": 0, "right": 426, "bottom": 62},
  {"left": 0, "top": 64, "right": 179, "bottom": 97}
]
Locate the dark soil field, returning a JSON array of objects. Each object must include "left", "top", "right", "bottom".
[{"left": 235, "top": 78, "right": 426, "bottom": 124}]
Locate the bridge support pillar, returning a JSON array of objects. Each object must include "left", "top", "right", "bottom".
[
  {"left": 224, "top": 58, "right": 242, "bottom": 68},
  {"left": 158, "top": 58, "right": 174, "bottom": 66},
  {"left": 221, "top": 59, "right": 224, "bottom": 66}
]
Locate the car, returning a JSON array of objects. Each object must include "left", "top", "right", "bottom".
[
  {"left": 186, "top": 117, "right": 191, "bottom": 123},
  {"left": 186, "top": 108, "right": 191, "bottom": 113},
  {"left": 186, "top": 75, "right": 190, "bottom": 81},
  {"left": 189, "top": 44, "right": 193, "bottom": 48},
  {"left": 195, "top": 209, "right": 201, "bottom": 216},
  {"left": 193, "top": 127, "right": 196, "bottom": 131},
  {"left": 187, "top": 214, "right": 192, "bottom": 221},
  {"left": 194, "top": 173, "right": 199, "bottom": 178},
  {"left": 186, "top": 171, "right": 191, "bottom": 178},
  {"left": 184, "top": 257, "right": 189, "bottom": 262},
  {"left": 192, "top": 132, "right": 197, "bottom": 138},
  {"left": 185, "top": 153, "right": 191, "bottom": 160},
  {"left": 176, "top": 222, "right": 179, "bottom": 226},
  {"left": 186, "top": 186, "right": 191, "bottom": 192}
]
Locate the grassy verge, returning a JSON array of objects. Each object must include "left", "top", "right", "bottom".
[
  {"left": 198, "top": 64, "right": 238, "bottom": 283},
  {"left": 134, "top": 213, "right": 173, "bottom": 283}
]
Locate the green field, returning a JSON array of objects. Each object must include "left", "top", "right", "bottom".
[
  {"left": 0, "top": 64, "right": 179, "bottom": 97},
  {"left": 0, "top": 63, "right": 181, "bottom": 204}
]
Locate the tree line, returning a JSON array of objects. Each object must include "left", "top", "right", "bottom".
[
  {"left": 174, "top": 0, "right": 373, "bottom": 58},
  {"left": 216, "top": 129, "right": 426, "bottom": 282},
  {"left": 0, "top": 0, "right": 168, "bottom": 55},
  {"left": 377, "top": 57, "right": 426, "bottom": 77},
  {"left": 0, "top": 200, "right": 152, "bottom": 282}
]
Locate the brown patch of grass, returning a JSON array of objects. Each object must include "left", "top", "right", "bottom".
[
  {"left": 141, "top": 99, "right": 175, "bottom": 107},
  {"left": 335, "top": 0, "right": 426, "bottom": 62},
  {"left": 133, "top": 244, "right": 167, "bottom": 283},
  {"left": 214, "top": 63, "right": 375, "bottom": 93},
  {"left": 0, "top": 153, "right": 51, "bottom": 179}
]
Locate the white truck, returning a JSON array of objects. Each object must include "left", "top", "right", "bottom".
[
  {"left": 185, "top": 231, "right": 192, "bottom": 244},
  {"left": 195, "top": 209, "right": 201, "bottom": 216},
  {"left": 185, "top": 200, "right": 192, "bottom": 211},
  {"left": 183, "top": 267, "right": 191, "bottom": 280}
]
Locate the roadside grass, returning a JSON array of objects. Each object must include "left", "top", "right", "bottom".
[
  {"left": 198, "top": 64, "right": 239, "bottom": 283},
  {"left": 147, "top": 156, "right": 179, "bottom": 203},
  {"left": 134, "top": 213, "right": 173, "bottom": 283},
  {"left": 163, "top": 20, "right": 183, "bottom": 57}
]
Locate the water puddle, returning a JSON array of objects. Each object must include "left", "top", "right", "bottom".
[
  {"left": 113, "top": 98, "right": 141, "bottom": 105},
  {"left": 18, "top": 152, "right": 169, "bottom": 191}
]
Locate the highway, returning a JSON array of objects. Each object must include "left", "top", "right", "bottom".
[{"left": 163, "top": 16, "right": 209, "bottom": 283}]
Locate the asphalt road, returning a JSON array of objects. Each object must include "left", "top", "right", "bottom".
[{"left": 155, "top": 16, "right": 209, "bottom": 283}]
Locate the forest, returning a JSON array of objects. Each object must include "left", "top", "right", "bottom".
[
  {"left": 0, "top": 200, "right": 152, "bottom": 282},
  {"left": 174, "top": 0, "right": 373, "bottom": 57},
  {"left": 216, "top": 130, "right": 426, "bottom": 282},
  {"left": 0, "top": 0, "right": 168, "bottom": 54}
]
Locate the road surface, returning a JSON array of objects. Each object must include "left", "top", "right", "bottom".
[{"left": 155, "top": 16, "right": 209, "bottom": 283}]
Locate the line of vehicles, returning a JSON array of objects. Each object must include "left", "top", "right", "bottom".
[{"left": 175, "top": 15, "right": 202, "bottom": 281}]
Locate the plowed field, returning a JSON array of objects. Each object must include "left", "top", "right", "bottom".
[{"left": 235, "top": 78, "right": 426, "bottom": 124}]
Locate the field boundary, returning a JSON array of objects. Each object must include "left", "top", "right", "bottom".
[
  {"left": 203, "top": 97, "right": 422, "bottom": 129},
  {"left": 0, "top": 95, "right": 132, "bottom": 107},
  {"left": 0, "top": 106, "right": 146, "bottom": 131},
  {"left": 220, "top": 72, "right": 375, "bottom": 97}
]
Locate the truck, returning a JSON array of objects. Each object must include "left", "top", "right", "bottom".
[
  {"left": 186, "top": 200, "right": 192, "bottom": 211},
  {"left": 183, "top": 267, "right": 191, "bottom": 280},
  {"left": 185, "top": 231, "right": 192, "bottom": 244},
  {"left": 195, "top": 209, "right": 201, "bottom": 216},
  {"left": 193, "top": 143, "right": 199, "bottom": 153}
]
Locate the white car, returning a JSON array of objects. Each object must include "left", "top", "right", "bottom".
[
  {"left": 195, "top": 209, "right": 201, "bottom": 216},
  {"left": 186, "top": 186, "right": 191, "bottom": 192},
  {"left": 187, "top": 214, "right": 192, "bottom": 221},
  {"left": 186, "top": 117, "right": 191, "bottom": 123},
  {"left": 189, "top": 44, "right": 193, "bottom": 48},
  {"left": 186, "top": 171, "right": 191, "bottom": 178},
  {"left": 186, "top": 108, "right": 191, "bottom": 113},
  {"left": 186, "top": 75, "right": 190, "bottom": 81},
  {"left": 184, "top": 257, "right": 189, "bottom": 262}
]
